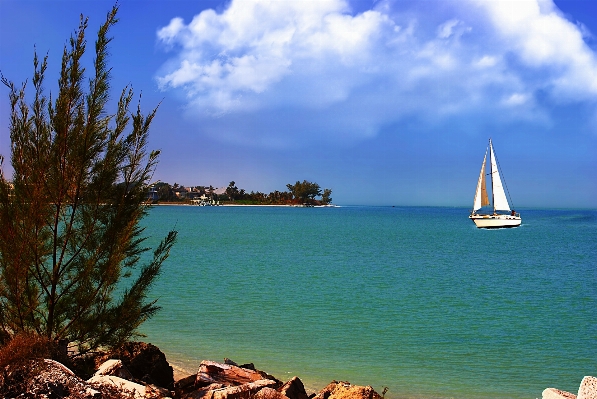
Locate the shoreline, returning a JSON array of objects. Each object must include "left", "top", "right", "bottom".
[
  {"left": 151, "top": 203, "right": 339, "bottom": 207},
  {"left": 160, "top": 351, "right": 596, "bottom": 399}
]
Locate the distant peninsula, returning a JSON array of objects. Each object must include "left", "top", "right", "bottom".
[{"left": 147, "top": 180, "right": 333, "bottom": 206}]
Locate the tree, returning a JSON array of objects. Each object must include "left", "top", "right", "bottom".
[
  {"left": 225, "top": 181, "right": 239, "bottom": 202},
  {"left": 156, "top": 182, "right": 172, "bottom": 201},
  {"left": 0, "top": 6, "right": 177, "bottom": 356},
  {"left": 286, "top": 180, "right": 322, "bottom": 203},
  {"left": 321, "top": 188, "right": 333, "bottom": 205}
]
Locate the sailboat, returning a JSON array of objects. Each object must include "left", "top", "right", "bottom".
[{"left": 469, "top": 139, "right": 521, "bottom": 228}]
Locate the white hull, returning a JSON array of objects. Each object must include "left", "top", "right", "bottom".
[{"left": 469, "top": 214, "right": 521, "bottom": 229}]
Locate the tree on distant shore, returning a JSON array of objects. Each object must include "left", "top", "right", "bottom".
[
  {"left": 286, "top": 180, "right": 322, "bottom": 204},
  {"left": 0, "top": 5, "right": 176, "bottom": 356},
  {"left": 226, "top": 181, "right": 239, "bottom": 202},
  {"left": 321, "top": 188, "right": 332, "bottom": 205}
]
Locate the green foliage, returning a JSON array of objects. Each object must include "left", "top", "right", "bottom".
[
  {"left": 286, "top": 180, "right": 322, "bottom": 204},
  {"left": 0, "top": 5, "right": 177, "bottom": 355},
  {"left": 321, "top": 188, "right": 332, "bottom": 205},
  {"left": 226, "top": 181, "right": 239, "bottom": 201}
]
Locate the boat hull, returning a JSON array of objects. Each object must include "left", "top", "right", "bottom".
[{"left": 469, "top": 214, "right": 521, "bottom": 229}]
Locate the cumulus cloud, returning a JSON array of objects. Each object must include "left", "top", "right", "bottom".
[
  {"left": 157, "top": 1, "right": 393, "bottom": 113},
  {"left": 155, "top": 0, "right": 597, "bottom": 147},
  {"left": 473, "top": 0, "right": 597, "bottom": 100}
]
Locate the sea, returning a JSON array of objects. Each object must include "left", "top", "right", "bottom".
[{"left": 136, "top": 205, "right": 596, "bottom": 399}]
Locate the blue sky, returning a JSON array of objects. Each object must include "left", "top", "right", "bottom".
[{"left": 1, "top": 0, "right": 596, "bottom": 208}]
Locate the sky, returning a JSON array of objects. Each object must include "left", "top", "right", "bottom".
[{"left": 1, "top": 0, "right": 596, "bottom": 208}]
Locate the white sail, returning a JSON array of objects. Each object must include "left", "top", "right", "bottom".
[
  {"left": 473, "top": 149, "right": 489, "bottom": 212},
  {"left": 489, "top": 140, "right": 511, "bottom": 212}
]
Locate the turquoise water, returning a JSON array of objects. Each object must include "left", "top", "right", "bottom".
[{"left": 138, "top": 206, "right": 596, "bottom": 399}]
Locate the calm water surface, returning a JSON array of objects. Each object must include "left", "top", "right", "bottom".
[{"left": 138, "top": 206, "right": 596, "bottom": 399}]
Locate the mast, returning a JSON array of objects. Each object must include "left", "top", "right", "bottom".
[{"left": 490, "top": 138, "right": 495, "bottom": 214}]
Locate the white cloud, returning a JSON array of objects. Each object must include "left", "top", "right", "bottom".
[
  {"left": 437, "top": 19, "right": 461, "bottom": 39},
  {"left": 472, "top": 0, "right": 597, "bottom": 100},
  {"left": 502, "top": 93, "right": 530, "bottom": 106},
  {"left": 156, "top": 0, "right": 397, "bottom": 117},
  {"left": 157, "top": 17, "right": 186, "bottom": 45},
  {"left": 474, "top": 55, "right": 499, "bottom": 68},
  {"left": 156, "top": 0, "right": 597, "bottom": 147}
]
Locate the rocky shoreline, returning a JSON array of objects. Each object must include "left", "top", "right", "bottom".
[
  {"left": 1, "top": 341, "right": 594, "bottom": 399},
  {"left": 1, "top": 342, "right": 383, "bottom": 399}
]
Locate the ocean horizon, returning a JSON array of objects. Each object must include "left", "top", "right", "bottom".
[{"left": 136, "top": 205, "right": 596, "bottom": 399}]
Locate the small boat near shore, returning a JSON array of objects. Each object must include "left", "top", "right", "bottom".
[{"left": 469, "top": 138, "right": 521, "bottom": 228}]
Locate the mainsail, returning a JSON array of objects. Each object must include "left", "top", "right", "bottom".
[
  {"left": 473, "top": 149, "right": 490, "bottom": 212},
  {"left": 489, "top": 140, "right": 511, "bottom": 212}
]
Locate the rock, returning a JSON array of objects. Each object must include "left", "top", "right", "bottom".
[
  {"left": 578, "top": 376, "right": 597, "bottom": 399},
  {"left": 146, "top": 382, "right": 175, "bottom": 398},
  {"left": 176, "top": 373, "right": 199, "bottom": 390},
  {"left": 256, "top": 386, "right": 291, "bottom": 399},
  {"left": 313, "top": 381, "right": 383, "bottom": 399},
  {"left": 88, "top": 374, "right": 147, "bottom": 399},
  {"left": 27, "top": 359, "right": 91, "bottom": 398},
  {"left": 196, "top": 360, "right": 282, "bottom": 388},
  {"left": 279, "top": 376, "right": 309, "bottom": 399},
  {"left": 0, "top": 358, "right": 134, "bottom": 398},
  {"left": 542, "top": 376, "right": 597, "bottom": 399},
  {"left": 94, "top": 358, "right": 134, "bottom": 380},
  {"left": 224, "top": 358, "right": 239, "bottom": 366},
  {"left": 543, "top": 388, "right": 577, "bottom": 399},
  {"left": 70, "top": 351, "right": 106, "bottom": 380},
  {"left": 181, "top": 360, "right": 288, "bottom": 399},
  {"left": 88, "top": 373, "right": 173, "bottom": 399},
  {"left": 205, "top": 379, "right": 279, "bottom": 399},
  {"left": 99, "top": 341, "right": 174, "bottom": 388},
  {"left": 182, "top": 383, "right": 226, "bottom": 399}
]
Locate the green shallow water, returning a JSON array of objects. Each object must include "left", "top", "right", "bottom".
[{"left": 137, "top": 206, "right": 596, "bottom": 399}]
